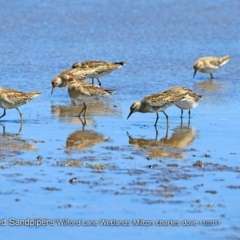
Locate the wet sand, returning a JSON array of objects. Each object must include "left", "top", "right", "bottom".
[{"left": 0, "top": 0, "right": 240, "bottom": 239}]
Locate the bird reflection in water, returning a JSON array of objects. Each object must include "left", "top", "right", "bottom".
[
  {"left": 66, "top": 128, "right": 108, "bottom": 150},
  {"left": 194, "top": 78, "right": 225, "bottom": 93},
  {"left": 51, "top": 98, "right": 119, "bottom": 127},
  {"left": 0, "top": 122, "right": 23, "bottom": 135},
  {"left": 51, "top": 104, "right": 96, "bottom": 126},
  {"left": 127, "top": 123, "right": 197, "bottom": 159},
  {"left": 193, "top": 78, "right": 229, "bottom": 106},
  {"left": 0, "top": 124, "right": 37, "bottom": 152}
]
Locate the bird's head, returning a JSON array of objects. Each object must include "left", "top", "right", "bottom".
[
  {"left": 51, "top": 77, "right": 62, "bottom": 94},
  {"left": 127, "top": 102, "right": 141, "bottom": 119},
  {"left": 193, "top": 61, "right": 202, "bottom": 78}
]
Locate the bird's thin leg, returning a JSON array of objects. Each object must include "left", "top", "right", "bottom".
[
  {"left": 79, "top": 116, "right": 86, "bottom": 130},
  {"left": 78, "top": 103, "right": 85, "bottom": 117},
  {"left": 82, "top": 102, "right": 87, "bottom": 117},
  {"left": 92, "top": 78, "right": 94, "bottom": 85},
  {"left": 181, "top": 109, "right": 183, "bottom": 118},
  {"left": 17, "top": 121, "right": 23, "bottom": 135},
  {"left": 78, "top": 102, "right": 87, "bottom": 118},
  {"left": 96, "top": 78, "right": 101, "bottom": 87},
  {"left": 16, "top": 108, "right": 23, "bottom": 123},
  {"left": 188, "top": 109, "right": 191, "bottom": 118},
  {"left": 165, "top": 124, "right": 169, "bottom": 139},
  {"left": 180, "top": 117, "right": 183, "bottom": 127},
  {"left": 210, "top": 73, "right": 214, "bottom": 79},
  {"left": 82, "top": 116, "right": 86, "bottom": 128},
  {"left": 0, "top": 109, "right": 6, "bottom": 119},
  {"left": 154, "top": 112, "right": 159, "bottom": 126},
  {"left": 154, "top": 125, "right": 159, "bottom": 140},
  {"left": 162, "top": 111, "right": 169, "bottom": 126},
  {"left": 188, "top": 117, "right": 191, "bottom": 127}
]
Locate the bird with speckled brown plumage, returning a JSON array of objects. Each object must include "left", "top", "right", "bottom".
[
  {"left": 193, "top": 55, "right": 230, "bottom": 79},
  {"left": 51, "top": 67, "right": 100, "bottom": 94},
  {"left": 66, "top": 77, "right": 114, "bottom": 117},
  {"left": 72, "top": 60, "right": 126, "bottom": 86},
  {"left": 0, "top": 86, "right": 40, "bottom": 122},
  {"left": 127, "top": 86, "right": 201, "bottom": 126}
]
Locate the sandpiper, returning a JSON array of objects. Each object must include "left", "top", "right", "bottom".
[
  {"left": 72, "top": 60, "right": 126, "bottom": 86},
  {"left": 170, "top": 86, "right": 202, "bottom": 118},
  {"left": 51, "top": 67, "right": 99, "bottom": 94},
  {"left": 127, "top": 87, "right": 188, "bottom": 126},
  {"left": 193, "top": 55, "right": 230, "bottom": 79},
  {"left": 0, "top": 86, "right": 40, "bottom": 122},
  {"left": 66, "top": 77, "right": 114, "bottom": 117}
]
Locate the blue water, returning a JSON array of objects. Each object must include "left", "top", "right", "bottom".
[{"left": 0, "top": 0, "right": 240, "bottom": 239}]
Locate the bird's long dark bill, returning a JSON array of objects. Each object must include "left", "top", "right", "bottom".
[
  {"left": 127, "top": 110, "right": 133, "bottom": 119},
  {"left": 193, "top": 70, "right": 197, "bottom": 78},
  {"left": 51, "top": 87, "right": 55, "bottom": 95}
]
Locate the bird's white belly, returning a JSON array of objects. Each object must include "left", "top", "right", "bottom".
[
  {"left": 199, "top": 67, "right": 217, "bottom": 74},
  {"left": 88, "top": 70, "right": 114, "bottom": 79},
  {"left": 72, "top": 93, "right": 90, "bottom": 101},
  {"left": 143, "top": 105, "right": 167, "bottom": 113},
  {"left": 0, "top": 100, "right": 20, "bottom": 109},
  {"left": 175, "top": 98, "right": 198, "bottom": 109}
]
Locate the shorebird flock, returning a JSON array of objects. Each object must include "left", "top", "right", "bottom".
[{"left": 0, "top": 56, "right": 230, "bottom": 126}]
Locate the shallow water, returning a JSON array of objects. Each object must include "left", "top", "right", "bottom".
[{"left": 0, "top": 0, "right": 240, "bottom": 239}]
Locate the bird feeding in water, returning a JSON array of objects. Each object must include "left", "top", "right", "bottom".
[
  {"left": 127, "top": 87, "right": 189, "bottom": 126},
  {"left": 193, "top": 55, "right": 230, "bottom": 79},
  {"left": 51, "top": 67, "right": 100, "bottom": 94}
]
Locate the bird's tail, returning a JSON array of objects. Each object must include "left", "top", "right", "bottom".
[
  {"left": 104, "top": 89, "right": 115, "bottom": 95},
  {"left": 27, "top": 91, "right": 41, "bottom": 99},
  {"left": 196, "top": 94, "right": 202, "bottom": 101},
  {"left": 219, "top": 55, "right": 231, "bottom": 66},
  {"left": 114, "top": 61, "right": 126, "bottom": 67}
]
